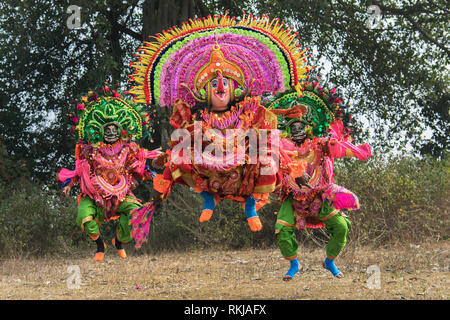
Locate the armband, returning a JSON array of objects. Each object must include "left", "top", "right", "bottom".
[
  {"left": 145, "top": 166, "right": 157, "bottom": 178},
  {"left": 61, "top": 178, "right": 72, "bottom": 188}
]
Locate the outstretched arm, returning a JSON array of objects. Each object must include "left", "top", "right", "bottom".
[
  {"left": 58, "top": 144, "right": 84, "bottom": 196},
  {"left": 57, "top": 142, "right": 99, "bottom": 198},
  {"left": 327, "top": 120, "right": 372, "bottom": 161},
  {"left": 127, "top": 143, "right": 162, "bottom": 179}
]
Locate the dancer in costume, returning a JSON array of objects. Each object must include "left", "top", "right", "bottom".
[
  {"left": 58, "top": 87, "right": 160, "bottom": 261},
  {"left": 128, "top": 13, "right": 312, "bottom": 231},
  {"left": 266, "top": 81, "right": 372, "bottom": 279}
]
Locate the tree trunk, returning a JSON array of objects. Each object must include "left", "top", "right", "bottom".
[
  {"left": 106, "top": 0, "right": 125, "bottom": 83},
  {"left": 141, "top": 0, "right": 206, "bottom": 150},
  {"left": 142, "top": 0, "right": 200, "bottom": 40}
]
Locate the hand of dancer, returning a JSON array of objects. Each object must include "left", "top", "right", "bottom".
[
  {"left": 295, "top": 172, "right": 312, "bottom": 188},
  {"left": 62, "top": 185, "right": 72, "bottom": 197},
  {"left": 151, "top": 189, "right": 163, "bottom": 208},
  {"left": 322, "top": 140, "right": 332, "bottom": 156}
]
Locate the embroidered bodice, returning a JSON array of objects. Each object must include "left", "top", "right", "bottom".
[{"left": 58, "top": 141, "right": 160, "bottom": 218}]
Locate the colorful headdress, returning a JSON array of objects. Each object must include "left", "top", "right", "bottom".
[
  {"left": 194, "top": 44, "right": 246, "bottom": 92},
  {"left": 128, "top": 13, "right": 313, "bottom": 107},
  {"left": 68, "top": 87, "right": 153, "bottom": 146},
  {"left": 266, "top": 81, "right": 344, "bottom": 137}
]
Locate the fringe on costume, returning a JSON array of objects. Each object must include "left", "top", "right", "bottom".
[{"left": 129, "top": 203, "right": 156, "bottom": 249}]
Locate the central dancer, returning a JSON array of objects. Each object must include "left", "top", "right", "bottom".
[
  {"left": 128, "top": 13, "right": 312, "bottom": 231},
  {"left": 153, "top": 44, "right": 281, "bottom": 231}
]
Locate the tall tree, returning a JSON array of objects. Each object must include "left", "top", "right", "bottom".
[
  {"left": 247, "top": 0, "right": 449, "bottom": 156},
  {"left": 0, "top": 0, "right": 447, "bottom": 186},
  {"left": 0, "top": 0, "right": 142, "bottom": 182}
]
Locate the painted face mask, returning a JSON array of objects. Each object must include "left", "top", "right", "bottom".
[
  {"left": 210, "top": 74, "right": 231, "bottom": 112},
  {"left": 289, "top": 121, "right": 307, "bottom": 144},
  {"left": 129, "top": 13, "right": 313, "bottom": 107},
  {"left": 103, "top": 124, "right": 119, "bottom": 144}
]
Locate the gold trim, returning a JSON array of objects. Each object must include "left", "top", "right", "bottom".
[
  {"left": 175, "top": 172, "right": 196, "bottom": 189},
  {"left": 319, "top": 209, "right": 339, "bottom": 222},
  {"left": 80, "top": 216, "right": 94, "bottom": 231},
  {"left": 253, "top": 182, "right": 276, "bottom": 194},
  {"left": 171, "top": 168, "right": 184, "bottom": 181},
  {"left": 346, "top": 148, "right": 354, "bottom": 158},
  {"left": 276, "top": 219, "right": 296, "bottom": 228}
]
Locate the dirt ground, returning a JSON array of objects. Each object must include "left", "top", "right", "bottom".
[{"left": 0, "top": 241, "right": 448, "bottom": 300}]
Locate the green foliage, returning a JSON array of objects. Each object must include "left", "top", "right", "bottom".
[
  {"left": 138, "top": 184, "right": 278, "bottom": 253},
  {"left": 0, "top": 182, "right": 86, "bottom": 257},
  {"left": 333, "top": 153, "right": 450, "bottom": 245},
  {"left": 1, "top": 155, "right": 447, "bottom": 257}
]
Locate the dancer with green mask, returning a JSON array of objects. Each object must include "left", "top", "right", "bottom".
[
  {"left": 267, "top": 81, "right": 372, "bottom": 280},
  {"left": 58, "top": 87, "right": 160, "bottom": 261}
]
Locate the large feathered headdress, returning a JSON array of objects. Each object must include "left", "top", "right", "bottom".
[
  {"left": 128, "top": 12, "right": 313, "bottom": 107},
  {"left": 266, "top": 81, "right": 345, "bottom": 137},
  {"left": 68, "top": 86, "right": 153, "bottom": 146}
]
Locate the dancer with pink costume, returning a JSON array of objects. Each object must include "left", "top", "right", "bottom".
[
  {"left": 128, "top": 13, "right": 313, "bottom": 232},
  {"left": 267, "top": 81, "right": 372, "bottom": 280},
  {"left": 58, "top": 87, "right": 160, "bottom": 261}
]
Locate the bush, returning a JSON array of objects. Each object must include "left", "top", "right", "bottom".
[
  {"left": 333, "top": 154, "right": 449, "bottom": 245},
  {"left": 1, "top": 154, "right": 448, "bottom": 257},
  {"left": 0, "top": 182, "right": 86, "bottom": 257}
]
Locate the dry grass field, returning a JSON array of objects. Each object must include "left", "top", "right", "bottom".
[{"left": 0, "top": 241, "right": 448, "bottom": 300}]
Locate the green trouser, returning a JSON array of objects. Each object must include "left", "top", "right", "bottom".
[
  {"left": 275, "top": 197, "right": 299, "bottom": 260},
  {"left": 275, "top": 197, "right": 351, "bottom": 259},
  {"left": 320, "top": 201, "right": 351, "bottom": 258},
  {"left": 76, "top": 196, "right": 141, "bottom": 243}
]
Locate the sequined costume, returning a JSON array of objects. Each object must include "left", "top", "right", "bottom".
[
  {"left": 128, "top": 13, "right": 313, "bottom": 231},
  {"left": 267, "top": 82, "right": 372, "bottom": 279},
  {"left": 57, "top": 88, "right": 160, "bottom": 260}
]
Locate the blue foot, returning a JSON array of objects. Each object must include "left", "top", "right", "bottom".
[
  {"left": 244, "top": 195, "right": 257, "bottom": 219},
  {"left": 283, "top": 259, "right": 300, "bottom": 281},
  {"left": 200, "top": 191, "right": 216, "bottom": 211},
  {"left": 323, "top": 257, "right": 343, "bottom": 278},
  {"left": 199, "top": 191, "right": 216, "bottom": 222}
]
